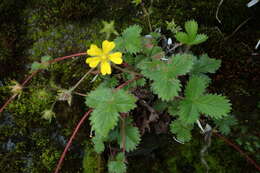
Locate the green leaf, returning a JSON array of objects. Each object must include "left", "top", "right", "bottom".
[
  {"left": 86, "top": 87, "right": 136, "bottom": 137},
  {"left": 30, "top": 62, "right": 43, "bottom": 71},
  {"left": 177, "top": 76, "right": 231, "bottom": 123},
  {"left": 171, "top": 54, "right": 195, "bottom": 76},
  {"left": 100, "top": 20, "right": 118, "bottom": 39},
  {"left": 190, "top": 34, "right": 208, "bottom": 45},
  {"left": 214, "top": 116, "right": 237, "bottom": 135},
  {"left": 178, "top": 99, "right": 200, "bottom": 123},
  {"left": 138, "top": 54, "right": 193, "bottom": 101},
  {"left": 168, "top": 100, "right": 181, "bottom": 116},
  {"left": 41, "top": 55, "right": 52, "bottom": 62},
  {"left": 196, "top": 94, "right": 231, "bottom": 119},
  {"left": 114, "top": 25, "right": 142, "bottom": 54},
  {"left": 108, "top": 153, "right": 126, "bottom": 173},
  {"left": 90, "top": 106, "right": 119, "bottom": 137},
  {"left": 170, "top": 119, "right": 193, "bottom": 142},
  {"left": 175, "top": 32, "right": 189, "bottom": 44},
  {"left": 191, "top": 54, "right": 221, "bottom": 74},
  {"left": 92, "top": 135, "right": 105, "bottom": 153},
  {"left": 185, "top": 20, "right": 198, "bottom": 40},
  {"left": 151, "top": 78, "right": 181, "bottom": 101},
  {"left": 118, "top": 118, "right": 141, "bottom": 152},
  {"left": 184, "top": 76, "right": 208, "bottom": 99}
]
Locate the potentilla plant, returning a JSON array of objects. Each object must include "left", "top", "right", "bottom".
[{"left": 1, "top": 20, "right": 232, "bottom": 173}]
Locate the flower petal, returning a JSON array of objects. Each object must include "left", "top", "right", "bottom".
[
  {"left": 86, "top": 57, "right": 101, "bottom": 68},
  {"left": 108, "top": 52, "right": 123, "bottom": 64},
  {"left": 100, "top": 61, "right": 111, "bottom": 75},
  {"left": 87, "top": 44, "right": 102, "bottom": 56},
  {"left": 102, "top": 40, "right": 115, "bottom": 54}
]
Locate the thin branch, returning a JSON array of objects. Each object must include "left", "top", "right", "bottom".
[
  {"left": 54, "top": 109, "right": 93, "bottom": 173},
  {"left": 216, "top": 0, "right": 224, "bottom": 24},
  {"left": 213, "top": 132, "right": 260, "bottom": 172},
  {"left": 225, "top": 18, "right": 251, "bottom": 41},
  {"left": 69, "top": 68, "right": 94, "bottom": 92},
  {"left": 115, "top": 76, "right": 142, "bottom": 91},
  {"left": 141, "top": 3, "right": 152, "bottom": 32},
  {"left": 112, "top": 64, "right": 142, "bottom": 77},
  {"left": 120, "top": 113, "right": 127, "bottom": 154},
  {"left": 0, "top": 52, "right": 87, "bottom": 114}
]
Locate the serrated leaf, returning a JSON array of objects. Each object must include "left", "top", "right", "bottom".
[
  {"left": 115, "top": 25, "right": 142, "bottom": 54},
  {"left": 118, "top": 118, "right": 141, "bottom": 152},
  {"left": 108, "top": 153, "right": 126, "bottom": 173},
  {"left": 86, "top": 87, "right": 137, "bottom": 137},
  {"left": 214, "top": 116, "right": 237, "bottom": 135},
  {"left": 168, "top": 100, "right": 181, "bottom": 116},
  {"left": 153, "top": 100, "right": 169, "bottom": 112},
  {"left": 175, "top": 32, "right": 189, "bottom": 44},
  {"left": 171, "top": 54, "right": 194, "bottom": 76},
  {"left": 177, "top": 76, "right": 231, "bottom": 123},
  {"left": 90, "top": 106, "right": 119, "bottom": 137},
  {"left": 185, "top": 20, "right": 198, "bottom": 40},
  {"left": 92, "top": 136, "right": 105, "bottom": 153},
  {"left": 191, "top": 54, "right": 221, "bottom": 74},
  {"left": 178, "top": 99, "right": 200, "bottom": 123},
  {"left": 185, "top": 76, "right": 208, "bottom": 99},
  {"left": 151, "top": 78, "right": 181, "bottom": 101},
  {"left": 190, "top": 34, "right": 208, "bottom": 45},
  {"left": 170, "top": 119, "right": 193, "bottom": 142},
  {"left": 196, "top": 94, "right": 231, "bottom": 119}
]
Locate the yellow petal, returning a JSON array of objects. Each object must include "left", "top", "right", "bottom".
[
  {"left": 100, "top": 61, "right": 111, "bottom": 75},
  {"left": 86, "top": 57, "right": 101, "bottom": 68},
  {"left": 87, "top": 44, "right": 102, "bottom": 56},
  {"left": 108, "top": 52, "right": 123, "bottom": 64},
  {"left": 102, "top": 40, "right": 115, "bottom": 54}
]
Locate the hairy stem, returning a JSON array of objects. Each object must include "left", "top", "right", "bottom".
[
  {"left": 69, "top": 68, "right": 94, "bottom": 92},
  {"left": 112, "top": 64, "right": 142, "bottom": 76},
  {"left": 213, "top": 132, "right": 260, "bottom": 172},
  {"left": 54, "top": 109, "right": 93, "bottom": 173}
]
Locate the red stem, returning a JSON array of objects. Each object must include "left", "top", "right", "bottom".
[
  {"left": 54, "top": 109, "right": 93, "bottom": 173},
  {"left": 213, "top": 132, "right": 260, "bottom": 172},
  {"left": 0, "top": 52, "right": 87, "bottom": 114}
]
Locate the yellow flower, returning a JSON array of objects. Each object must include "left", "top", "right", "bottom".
[{"left": 86, "top": 40, "right": 123, "bottom": 75}]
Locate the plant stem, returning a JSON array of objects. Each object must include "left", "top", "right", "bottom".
[
  {"left": 54, "top": 109, "right": 93, "bottom": 173},
  {"left": 141, "top": 3, "right": 152, "bottom": 32},
  {"left": 112, "top": 64, "right": 142, "bottom": 76},
  {"left": 213, "top": 132, "right": 260, "bottom": 172},
  {"left": 69, "top": 68, "right": 94, "bottom": 92},
  {"left": 120, "top": 113, "right": 127, "bottom": 154}
]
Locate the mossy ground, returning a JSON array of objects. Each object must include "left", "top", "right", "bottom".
[{"left": 0, "top": 0, "right": 259, "bottom": 172}]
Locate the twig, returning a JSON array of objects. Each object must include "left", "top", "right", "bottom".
[
  {"left": 112, "top": 64, "right": 142, "bottom": 77},
  {"left": 213, "top": 132, "right": 260, "bottom": 172},
  {"left": 69, "top": 68, "right": 94, "bottom": 92},
  {"left": 216, "top": 0, "right": 224, "bottom": 24},
  {"left": 54, "top": 109, "right": 93, "bottom": 173},
  {"left": 120, "top": 113, "right": 127, "bottom": 154},
  {"left": 0, "top": 52, "right": 87, "bottom": 114},
  {"left": 115, "top": 76, "right": 142, "bottom": 91},
  {"left": 225, "top": 18, "right": 251, "bottom": 41},
  {"left": 141, "top": 3, "right": 152, "bottom": 32}
]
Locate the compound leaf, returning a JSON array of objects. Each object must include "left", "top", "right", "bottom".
[{"left": 191, "top": 54, "right": 221, "bottom": 74}]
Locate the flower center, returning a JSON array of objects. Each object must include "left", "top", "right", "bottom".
[{"left": 101, "top": 54, "right": 107, "bottom": 61}]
